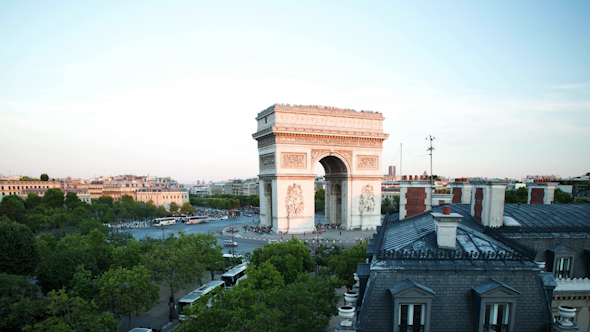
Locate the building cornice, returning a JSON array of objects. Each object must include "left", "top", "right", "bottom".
[{"left": 255, "top": 104, "right": 384, "bottom": 120}]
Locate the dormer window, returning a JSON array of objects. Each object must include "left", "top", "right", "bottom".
[
  {"left": 546, "top": 244, "right": 577, "bottom": 279},
  {"left": 389, "top": 278, "right": 435, "bottom": 332},
  {"left": 473, "top": 279, "right": 520, "bottom": 332}
]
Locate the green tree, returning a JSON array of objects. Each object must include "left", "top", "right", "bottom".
[
  {"left": 0, "top": 195, "right": 26, "bottom": 222},
  {"left": 315, "top": 188, "right": 326, "bottom": 213},
  {"left": 25, "top": 213, "right": 49, "bottom": 233},
  {"left": 43, "top": 188, "right": 65, "bottom": 209},
  {"left": 505, "top": 187, "right": 528, "bottom": 204},
  {"left": 327, "top": 241, "right": 368, "bottom": 289},
  {"left": 36, "top": 233, "right": 58, "bottom": 261},
  {"left": 121, "top": 194, "right": 134, "bottom": 204},
  {"left": 143, "top": 232, "right": 223, "bottom": 317},
  {"left": 111, "top": 239, "right": 145, "bottom": 269},
  {"left": 169, "top": 202, "right": 180, "bottom": 214},
  {"left": 0, "top": 219, "right": 40, "bottom": 276},
  {"left": 71, "top": 264, "right": 95, "bottom": 301},
  {"left": 36, "top": 249, "right": 98, "bottom": 294},
  {"left": 555, "top": 188, "right": 574, "bottom": 204},
  {"left": 40, "top": 174, "right": 49, "bottom": 182},
  {"left": 182, "top": 272, "right": 338, "bottom": 332},
  {"left": 0, "top": 273, "right": 41, "bottom": 332},
  {"left": 179, "top": 202, "right": 197, "bottom": 215},
  {"left": 94, "top": 265, "right": 159, "bottom": 331},
  {"left": 249, "top": 239, "right": 315, "bottom": 284},
  {"left": 24, "top": 288, "right": 119, "bottom": 332},
  {"left": 381, "top": 197, "right": 393, "bottom": 214},
  {"left": 96, "top": 195, "right": 114, "bottom": 208},
  {"left": 24, "top": 193, "right": 42, "bottom": 210},
  {"left": 64, "top": 192, "right": 81, "bottom": 211},
  {"left": 249, "top": 194, "right": 260, "bottom": 207}
]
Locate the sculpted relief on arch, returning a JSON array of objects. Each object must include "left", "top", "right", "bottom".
[
  {"left": 359, "top": 184, "right": 376, "bottom": 213},
  {"left": 282, "top": 153, "right": 306, "bottom": 168},
  {"left": 286, "top": 183, "right": 305, "bottom": 215},
  {"left": 357, "top": 155, "right": 378, "bottom": 169}
]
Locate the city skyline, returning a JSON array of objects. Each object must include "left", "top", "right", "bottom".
[{"left": 1, "top": 1, "right": 589, "bottom": 183}]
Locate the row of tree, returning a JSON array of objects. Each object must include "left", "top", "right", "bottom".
[
  {"left": 0, "top": 189, "right": 198, "bottom": 233},
  {"left": 189, "top": 194, "right": 260, "bottom": 210}
]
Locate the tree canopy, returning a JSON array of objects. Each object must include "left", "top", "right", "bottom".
[
  {"left": 249, "top": 239, "right": 315, "bottom": 284},
  {"left": 181, "top": 240, "right": 339, "bottom": 332},
  {"left": 142, "top": 232, "right": 223, "bottom": 317},
  {"left": 0, "top": 219, "right": 40, "bottom": 276},
  {"left": 94, "top": 265, "right": 159, "bottom": 331},
  {"left": 505, "top": 187, "right": 528, "bottom": 204}
]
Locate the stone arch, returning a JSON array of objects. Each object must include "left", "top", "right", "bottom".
[{"left": 253, "top": 104, "right": 388, "bottom": 233}]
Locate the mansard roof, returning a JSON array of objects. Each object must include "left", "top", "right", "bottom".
[
  {"left": 502, "top": 204, "right": 590, "bottom": 231},
  {"left": 374, "top": 205, "right": 537, "bottom": 265}
]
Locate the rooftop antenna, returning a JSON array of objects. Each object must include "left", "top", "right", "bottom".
[
  {"left": 426, "top": 135, "right": 436, "bottom": 209},
  {"left": 399, "top": 143, "right": 403, "bottom": 180}
]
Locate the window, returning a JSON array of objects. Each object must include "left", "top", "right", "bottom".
[
  {"left": 389, "top": 279, "right": 434, "bottom": 332},
  {"left": 400, "top": 304, "right": 425, "bottom": 332},
  {"left": 484, "top": 303, "right": 510, "bottom": 332},
  {"left": 555, "top": 257, "right": 571, "bottom": 279},
  {"left": 546, "top": 244, "right": 576, "bottom": 279},
  {"left": 473, "top": 279, "right": 520, "bottom": 332}
]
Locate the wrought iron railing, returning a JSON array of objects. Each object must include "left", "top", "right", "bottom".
[
  {"left": 377, "top": 248, "right": 534, "bottom": 261},
  {"left": 499, "top": 225, "right": 590, "bottom": 233},
  {"left": 483, "top": 323, "right": 508, "bottom": 332},
  {"left": 399, "top": 324, "right": 425, "bottom": 332}
]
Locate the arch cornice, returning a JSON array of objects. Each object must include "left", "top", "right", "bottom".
[{"left": 253, "top": 129, "right": 389, "bottom": 141}]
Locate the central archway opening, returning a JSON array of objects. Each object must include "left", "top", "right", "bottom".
[{"left": 315, "top": 155, "right": 348, "bottom": 227}]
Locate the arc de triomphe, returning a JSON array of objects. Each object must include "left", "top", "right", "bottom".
[{"left": 252, "top": 104, "right": 389, "bottom": 233}]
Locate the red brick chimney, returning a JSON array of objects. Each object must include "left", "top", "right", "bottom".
[
  {"left": 527, "top": 180, "right": 557, "bottom": 204},
  {"left": 399, "top": 175, "right": 432, "bottom": 220},
  {"left": 449, "top": 178, "right": 472, "bottom": 204}
]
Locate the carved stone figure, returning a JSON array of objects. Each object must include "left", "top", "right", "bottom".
[
  {"left": 286, "top": 183, "right": 305, "bottom": 215},
  {"left": 359, "top": 184, "right": 376, "bottom": 213}
]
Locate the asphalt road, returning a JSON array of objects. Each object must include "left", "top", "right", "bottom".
[{"left": 121, "top": 214, "right": 266, "bottom": 254}]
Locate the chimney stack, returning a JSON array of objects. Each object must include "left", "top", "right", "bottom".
[
  {"left": 450, "top": 178, "right": 472, "bottom": 204},
  {"left": 527, "top": 179, "right": 557, "bottom": 204},
  {"left": 399, "top": 175, "right": 432, "bottom": 220},
  {"left": 470, "top": 180, "right": 509, "bottom": 228},
  {"left": 432, "top": 206, "right": 464, "bottom": 249}
]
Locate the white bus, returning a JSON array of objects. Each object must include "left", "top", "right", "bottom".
[
  {"left": 177, "top": 280, "right": 225, "bottom": 321},
  {"left": 221, "top": 263, "right": 247, "bottom": 290},
  {"left": 186, "top": 216, "right": 209, "bottom": 224},
  {"left": 152, "top": 217, "right": 176, "bottom": 227}
]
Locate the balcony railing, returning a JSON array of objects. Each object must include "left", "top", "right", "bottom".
[
  {"left": 399, "top": 325, "right": 424, "bottom": 332},
  {"left": 483, "top": 324, "right": 508, "bottom": 332}
]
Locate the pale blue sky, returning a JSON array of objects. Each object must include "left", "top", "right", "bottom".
[{"left": 1, "top": 1, "right": 588, "bottom": 183}]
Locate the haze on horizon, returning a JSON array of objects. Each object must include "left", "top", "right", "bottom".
[{"left": 1, "top": 1, "right": 589, "bottom": 183}]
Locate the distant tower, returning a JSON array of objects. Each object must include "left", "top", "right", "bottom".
[{"left": 388, "top": 166, "right": 396, "bottom": 177}]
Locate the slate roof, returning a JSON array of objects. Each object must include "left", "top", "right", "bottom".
[
  {"left": 377, "top": 204, "right": 536, "bottom": 262},
  {"left": 503, "top": 204, "right": 590, "bottom": 229}
]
